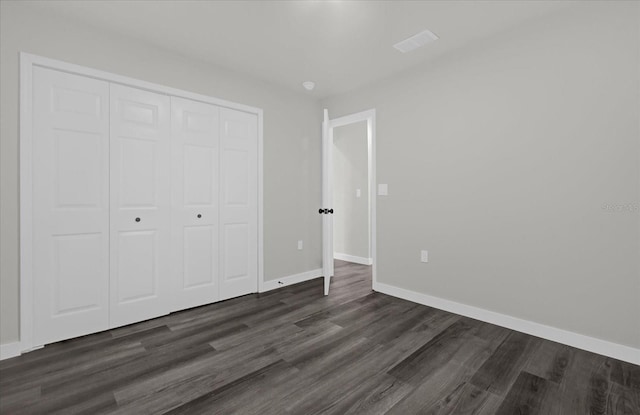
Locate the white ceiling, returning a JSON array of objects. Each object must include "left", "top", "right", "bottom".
[{"left": 25, "top": 0, "right": 575, "bottom": 98}]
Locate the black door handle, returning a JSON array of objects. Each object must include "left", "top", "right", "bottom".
[
  {"left": 319, "top": 209, "right": 324, "bottom": 214},
  {"left": 197, "top": 214, "right": 202, "bottom": 218},
  {"left": 135, "top": 217, "right": 141, "bottom": 222},
  {"left": 328, "top": 209, "right": 334, "bottom": 214}
]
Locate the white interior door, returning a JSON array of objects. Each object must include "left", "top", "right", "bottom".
[
  {"left": 322, "top": 109, "right": 334, "bottom": 295},
  {"left": 32, "top": 67, "right": 110, "bottom": 346},
  {"left": 171, "top": 97, "right": 220, "bottom": 311},
  {"left": 109, "top": 84, "right": 172, "bottom": 327},
  {"left": 219, "top": 108, "right": 258, "bottom": 300}
]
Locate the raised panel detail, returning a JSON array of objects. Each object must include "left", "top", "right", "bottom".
[
  {"left": 224, "top": 224, "right": 248, "bottom": 280},
  {"left": 223, "top": 150, "right": 249, "bottom": 205},
  {"left": 53, "top": 87, "right": 101, "bottom": 116},
  {"left": 53, "top": 234, "right": 103, "bottom": 315},
  {"left": 121, "top": 100, "right": 157, "bottom": 127},
  {"left": 224, "top": 119, "right": 249, "bottom": 139},
  {"left": 185, "top": 111, "right": 215, "bottom": 133},
  {"left": 183, "top": 225, "right": 215, "bottom": 288},
  {"left": 184, "top": 145, "right": 215, "bottom": 206},
  {"left": 55, "top": 130, "right": 102, "bottom": 208},
  {"left": 117, "top": 231, "right": 157, "bottom": 303},
  {"left": 119, "top": 138, "right": 157, "bottom": 207}
]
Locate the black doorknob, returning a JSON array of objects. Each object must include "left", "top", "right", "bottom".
[
  {"left": 135, "top": 217, "right": 141, "bottom": 222},
  {"left": 319, "top": 209, "right": 324, "bottom": 214},
  {"left": 197, "top": 214, "right": 202, "bottom": 218},
  {"left": 328, "top": 209, "right": 334, "bottom": 214}
]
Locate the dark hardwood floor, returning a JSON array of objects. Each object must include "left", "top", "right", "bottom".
[{"left": 1, "top": 260, "right": 638, "bottom": 414}]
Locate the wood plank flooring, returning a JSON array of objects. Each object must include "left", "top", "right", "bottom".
[{"left": 1, "top": 260, "right": 638, "bottom": 414}]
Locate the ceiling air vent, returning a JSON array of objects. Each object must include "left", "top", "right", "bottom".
[{"left": 393, "top": 29, "right": 439, "bottom": 53}]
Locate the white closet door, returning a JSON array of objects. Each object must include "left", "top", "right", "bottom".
[
  {"left": 32, "top": 67, "right": 110, "bottom": 346},
  {"left": 109, "top": 84, "right": 171, "bottom": 327},
  {"left": 219, "top": 108, "right": 258, "bottom": 300},
  {"left": 171, "top": 97, "right": 220, "bottom": 311}
]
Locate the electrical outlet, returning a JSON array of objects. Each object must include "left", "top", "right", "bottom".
[
  {"left": 421, "top": 250, "right": 428, "bottom": 263},
  {"left": 297, "top": 240, "right": 303, "bottom": 250}
]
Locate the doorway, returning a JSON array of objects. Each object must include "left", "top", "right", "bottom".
[
  {"left": 322, "top": 109, "right": 376, "bottom": 295},
  {"left": 332, "top": 121, "right": 371, "bottom": 266}
]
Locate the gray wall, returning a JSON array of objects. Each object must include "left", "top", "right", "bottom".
[
  {"left": 333, "top": 122, "right": 369, "bottom": 260},
  {"left": 0, "top": 3, "right": 322, "bottom": 345},
  {"left": 323, "top": 2, "right": 640, "bottom": 348}
]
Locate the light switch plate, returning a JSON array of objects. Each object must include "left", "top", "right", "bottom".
[
  {"left": 356, "top": 189, "right": 361, "bottom": 198},
  {"left": 297, "top": 240, "right": 303, "bottom": 250},
  {"left": 421, "top": 250, "right": 428, "bottom": 263},
  {"left": 378, "top": 184, "right": 388, "bottom": 196}
]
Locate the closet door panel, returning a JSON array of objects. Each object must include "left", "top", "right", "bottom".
[
  {"left": 223, "top": 223, "right": 249, "bottom": 279},
  {"left": 183, "top": 225, "right": 215, "bottom": 287},
  {"left": 119, "top": 138, "right": 158, "bottom": 207},
  {"left": 116, "top": 230, "right": 158, "bottom": 303},
  {"left": 184, "top": 145, "right": 215, "bottom": 205},
  {"left": 110, "top": 84, "right": 171, "bottom": 327},
  {"left": 171, "top": 97, "right": 219, "bottom": 311},
  {"left": 32, "top": 67, "right": 110, "bottom": 346},
  {"left": 219, "top": 108, "right": 258, "bottom": 300}
]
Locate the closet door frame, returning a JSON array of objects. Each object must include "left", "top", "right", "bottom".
[{"left": 19, "top": 52, "right": 264, "bottom": 355}]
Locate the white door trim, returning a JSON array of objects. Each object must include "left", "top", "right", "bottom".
[
  {"left": 325, "top": 109, "right": 377, "bottom": 291},
  {"left": 18, "top": 52, "right": 264, "bottom": 356}
]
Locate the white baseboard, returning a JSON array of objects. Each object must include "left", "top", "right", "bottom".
[
  {"left": 0, "top": 341, "right": 22, "bottom": 361},
  {"left": 261, "top": 268, "right": 323, "bottom": 292},
  {"left": 374, "top": 281, "right": 640, "bottom": 365},
  {"left": 334, "top": 252, "right": 373, "bottom": 266}
]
